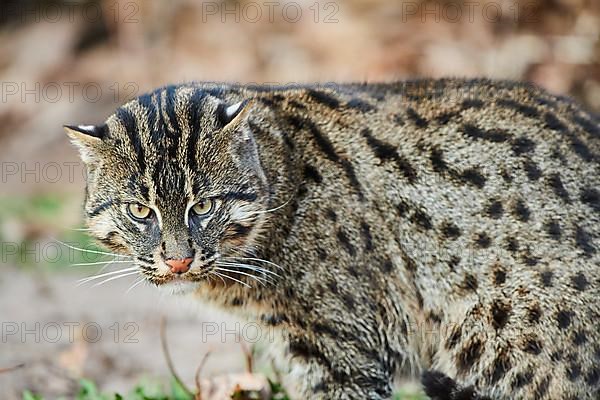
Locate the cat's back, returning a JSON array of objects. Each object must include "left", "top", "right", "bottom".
[
  {"left": 241, "top": 77, "right": 600, "bottom": 300},
  {"left": 311, "top": 78, "right": 600, "bottom": 285}
]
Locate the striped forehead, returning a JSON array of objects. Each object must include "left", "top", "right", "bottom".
[
  {"left": 113, "top": 87, "right": 212, "bottom": 156},
  {"left": 108, "top": 86, "right": 220, "bottom": 201}
]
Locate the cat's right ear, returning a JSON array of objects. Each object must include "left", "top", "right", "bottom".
[
  {"left": 218, "top": 99, "right": 254, "bottom": 131},
  {"left": 64, "top": 124, "right": 106, "bottom": 163}
]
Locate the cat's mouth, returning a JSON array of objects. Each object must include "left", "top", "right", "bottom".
[
  {"left": 140, "top": 259, "right": 216, "bottom": 287},
  {"left": 140, "top": 253, "right": 258, "bottom": 290}
]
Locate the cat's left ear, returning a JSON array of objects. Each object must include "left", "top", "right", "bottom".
[
  {"left": 218, "top": 99, "right": 266, "bottom": 180},
  {"left": 64, "top": 124, "right": 106, "bottom": 163}
]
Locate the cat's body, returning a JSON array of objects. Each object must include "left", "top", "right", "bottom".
[{"left": 67, "top": 79, "right": 600, "bottom": 399}]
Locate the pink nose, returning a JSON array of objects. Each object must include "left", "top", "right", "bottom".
[{"left": 165, "top": 257, "right": 193, "bottom": 274}]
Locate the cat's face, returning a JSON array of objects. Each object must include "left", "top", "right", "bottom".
[{"left": 66, "top": 86, "right": 270, "bottom": 293}]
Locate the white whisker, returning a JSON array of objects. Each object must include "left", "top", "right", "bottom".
[
  {"left": 214, "top": 266, "right": 269, "bottom": 286},
  {"left": 216, "top": 261, "right": 281, "bottom": 278},
  {"left": 61, "top": 226, "right": 92, "bottom": 231},
  {"left": 205, "top": 274, "right": 216, "bottom": 285},
  {"left": 92, "top": 271, "right": 139, "bottom": 287},
  {"left": 77, "top": 267, "right": 138, "bottom": 285},
  {"left": 211, "top": 271, "right": 227, "bottom": 286},
  {"left": 97, "top": 259, "right": 118, "bottom": 274},
  {"left": 248, "top": 196, "right": 293, "bottom": 216},
  {"left": 126, "top": 277, "right": 146, "bottom": 293},
  {"left": 211, "top": 271, "right": 251, "bottom": 288},
  {"left": 69, "top": 260, "right": 133, "bottom": 267},
  {"left": 70, "top": 258, "right": 120, "bottom": 276},
  {"left": 222, "top": 256, "right": 284, "bottom": 271},
  {"left": 52, "top": 237, "right": 131, "bottom": 259}
]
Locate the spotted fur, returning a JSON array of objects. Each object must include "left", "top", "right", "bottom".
[{"left": 67, "top": 79, "right": 600, "bottom": 399}]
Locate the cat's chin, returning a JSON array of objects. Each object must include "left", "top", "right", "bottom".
[{"left": 157, "top": 280, "right": 200, "bottom": 296}]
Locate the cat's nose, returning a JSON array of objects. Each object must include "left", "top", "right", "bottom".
[{"left": 165, "top": 257, "right": 193, "bottom": 274}]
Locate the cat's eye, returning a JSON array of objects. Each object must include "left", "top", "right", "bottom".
[
  {"left": 127, "top": 203, "right": 152, "bottom": 221},
  {"left": 191, "top": 199, "right": 214, "bottom": 216}
]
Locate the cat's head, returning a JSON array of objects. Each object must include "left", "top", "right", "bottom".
[{"left": 66, "top": 86, "right": 270, "bottom": 293}]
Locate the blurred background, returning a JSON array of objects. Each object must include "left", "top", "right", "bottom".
[{"left": 0, "top": 0, "right": 598, "bottom": 398}]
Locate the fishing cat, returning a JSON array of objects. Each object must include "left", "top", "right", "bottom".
[{"left": 66, "top": 79, "right": 600, "bottom": 399}]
